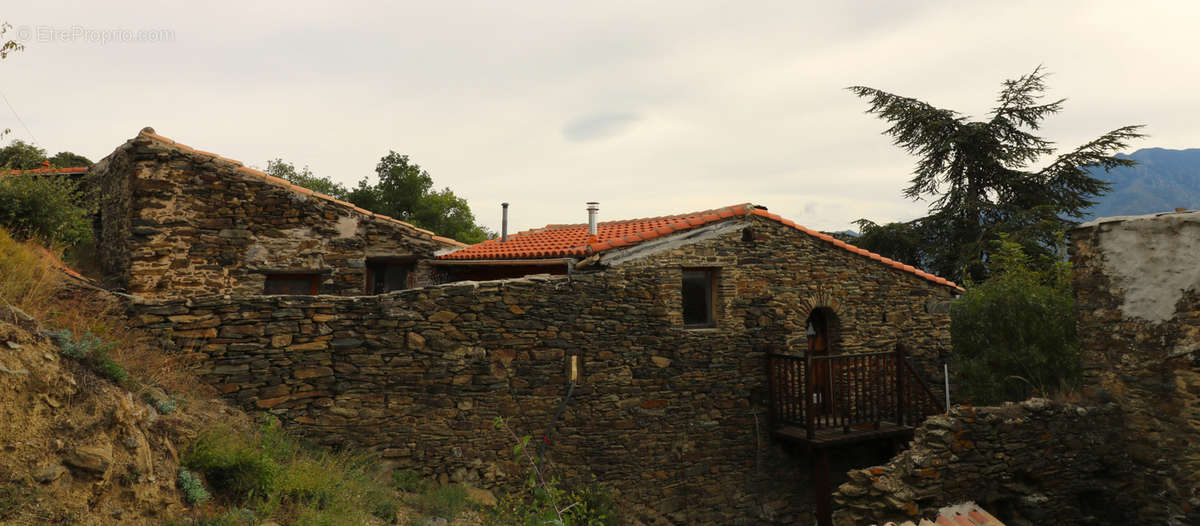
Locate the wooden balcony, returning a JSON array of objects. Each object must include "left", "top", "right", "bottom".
[
  {"left": 768, "top": 344, "right": 946, "bottom": 526},
  {"left": 767, "top": 344, "right": 944, "bottom": 448}
]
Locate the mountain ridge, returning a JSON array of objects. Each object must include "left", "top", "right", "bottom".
[{"left": 1082, "top": 147, "right": 1200, "bottom": 220}]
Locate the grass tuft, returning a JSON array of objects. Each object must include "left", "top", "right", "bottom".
[{"left": 183, "top": 421, "right": 400, "bottom": 525}]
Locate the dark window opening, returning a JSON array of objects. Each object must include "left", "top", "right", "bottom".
[
  {"left": 366, "top": 260, "right": 413, "bottom": 294},
  {"left": 263, "top": 273, "right": 319, "bottom": 295},
  {"left": 742, "top": 227, "right": 755, "bottom": 242},
  {"left": 682, "top": 269, "right": 716, "bottom": 327}
]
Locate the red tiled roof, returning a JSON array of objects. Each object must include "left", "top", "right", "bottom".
[
  {"left": 131, "top": 128, "right": 467, "bottom": 248},
  {"left": 438, "top": 203, "right": 961, "bottom": 290},
  {"left": 881, "top": 502, "right": 1005, "bottom": 526},
  {"left": 4, "top": 166, "right": 89, "bottom": 175}
]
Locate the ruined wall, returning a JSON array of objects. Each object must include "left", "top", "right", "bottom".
[
  {"left": 833, "top": 399, "right": 1134, "bottom": 526},
  {"left": 1069, "top": 211, "right": 1200, "bottom": 524},
  {"left": 88, "top": 130, "right": 457, "bottom": 299},
  {"left": 130, "top": 215, "right": 956, "bottom": 524}
]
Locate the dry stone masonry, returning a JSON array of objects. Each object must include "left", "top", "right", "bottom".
[
  {"left": 832, "top": 399, "right": 1134, "bottom": 526},
  {"left": 130, "top": 215, "right": 957, "bottom": 524},
  {"left": 87, "top": 128, "right": 459, "bottom": 299},
  {"left": 1069, "top": 210, "right": 1200, "bottom": 524}
]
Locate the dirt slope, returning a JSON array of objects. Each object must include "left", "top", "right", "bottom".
[{"left": 0, "top": 306, "right": 238, "bottom": 525}]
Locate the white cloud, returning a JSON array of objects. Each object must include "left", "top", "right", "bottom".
[{"left": 0, "top": 0, "right": 1191, "bottom": 235}]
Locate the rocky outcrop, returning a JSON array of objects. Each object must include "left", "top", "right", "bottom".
[{"left": 0, "top": 308, "right": 238, "bottom": 525}]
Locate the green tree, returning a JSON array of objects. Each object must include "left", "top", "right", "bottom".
[
  {"left": 848, "top": 67, "right": 1144, "bottom": 282},
  {"left": 264, "top": 158, "right": 349, "bottom": 200},
  {"left": 0, "top": 140, "right": 48, "bottom": 170},
  {"left": 949, "top": 236, "right": 1080, "bottom": 404},
  {"left": 0, "top": 141, "right": 92, "bottom": 170},
  {"left": 0, "top": 174, "right": 94, "bottom": 245},
  {"left": 348, "top": 152, "right": 492, "bottom": 244},
  {"left": 48, "top": 151, "right": 92, "bottom": 168}
]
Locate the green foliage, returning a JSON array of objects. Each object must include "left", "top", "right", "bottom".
[
  {"left": 178, "top": 469, "right": 212, "bottom": 506},
  {"left": 265, "top": 158, "right": 349, "bottom": 200},
  {"left": 949, "top": 236, "right": 1081, "bottom": 404},
  {"left": 265, "top": 154, "right": 492, "bottom": 244},
  {"left": 411, "top": 484, "right": 472, "bottom": 519},
  {"left": 50, "top": 329, "right": 128, "bottom": 385},
  {"left": 181, "top": 421, "right": 400, "bottom": 526},
  {"left": 488, "top": 417, "right": 619, "bottom": 526},
  {"left": 154, "top": 398, "right": 178, "bottom": 414},
  {"left": 348, "top": 152, "right": 493, "bottom": 244},
  {"left": 0, "top": 140, "right": 91, "bottom": 169},
  {"left": 0, "top": 174, "right": 94, "bottom": 245},
  {"left": 47, "top": 151, "right": 92, "bottom": 168},
  {"left": 0, "top": 140, "right": 47, "bottom": 170},
  {"left": 0, "top": 485, "right": 22, "bottom": 519},
  {"left": 392, "top": 469, "right": 428, "bottom": 493},
  {"left": 848, "top": 67, "right": 1144, "bottom": 282}
]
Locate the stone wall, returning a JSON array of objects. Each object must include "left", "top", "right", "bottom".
[
  {"left": 88, "top": 129, "right": 460, "bottom": 299},
  {"left": 130, "top": 214, "right": 958, "bottom": 524},
  {"left": 833, "top": 399, "right": 1135, "bottom": 526},
  {"left": 1069, "top": 211, "right": 1200, "bottom": 524}
]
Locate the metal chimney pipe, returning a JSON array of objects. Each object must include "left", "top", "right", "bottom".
[
  {"left": 586, "top": 202, "right": 599, "bottom": 236},
  {"left": 501, "top": 202, "right": 509, "bottom": 242}
]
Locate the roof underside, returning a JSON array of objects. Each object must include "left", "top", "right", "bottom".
[{"left": 438, "top": 203, "right": 960, "bottom": 290}]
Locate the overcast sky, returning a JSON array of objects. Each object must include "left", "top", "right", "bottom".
[{"left": 3, "top": 1, "right": 1197, "bottom": 235}]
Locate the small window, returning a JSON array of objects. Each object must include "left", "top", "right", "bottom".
[
  {"left": 682, "top": 269, "right": 716, "bottom": 327},
  {"left": 263, "top": 273, "right": 319, "bottom": 295},
  {"left": 366, "top": 260, "right": 412, "bottom": 294}
]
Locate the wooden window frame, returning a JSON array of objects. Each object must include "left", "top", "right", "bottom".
[
  {"left": 682, "top": 268, "right": 718, "bottom": 328},
  {"left": 365, "top": 258, "right": 415, "bottom": 295}
]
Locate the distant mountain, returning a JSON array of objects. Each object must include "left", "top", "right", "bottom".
[{"left": 1081, "top": 148, "right": 1200, "bottom": 221}]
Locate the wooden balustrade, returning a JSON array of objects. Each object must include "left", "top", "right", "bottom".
[{"left": 767, "top": 344, "right": 944, "bottom": 440}]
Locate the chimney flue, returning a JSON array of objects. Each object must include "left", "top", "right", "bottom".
[
  {"left": 500, "top": 202, "right": 509, "bottom": 242},
  {"left": 586, "top": 202, "right": 599, "bottom": 236}
]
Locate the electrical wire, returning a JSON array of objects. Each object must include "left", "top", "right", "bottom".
[{"left": 0, "top": 87, "right": 38, "bottom": 145}]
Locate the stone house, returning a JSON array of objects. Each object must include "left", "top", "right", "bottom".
[
  {"left": 86, "top": 128, "right": 466, "bottom": 299},
  {"left": 90, "top": 128, "right": 965, "bottom": 523}
]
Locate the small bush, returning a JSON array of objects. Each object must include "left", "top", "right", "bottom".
[
  {"left": 154, "top": 398, "right": 178, "bottom": 414},
  {"left": 950, "top": 236, "right": 1082, "bottom": 404},
  {"left": 182, "top": 422, "right": 400, "bottom": 526},
  {"left": 178, "top": 469, "right": 212, "bottom": 506},
  {"left": 412, "top": 484, "right": 472, "bottom": 519},
  {"left": 0, "top": 174, "right": 93, "bottom": 246},
  {"left": 392, "top": 469, "right": 428, "bottom": 493},
  {"left": 50, "top": 329, "right": 129, "bottom": 385}
]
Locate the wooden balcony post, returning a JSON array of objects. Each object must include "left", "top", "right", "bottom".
[
  {"left": 895, "top": 343, "right": 906, "bottom": 426},
  {"left": 805, "top": 350, "right": 815, "bottom": 439}
]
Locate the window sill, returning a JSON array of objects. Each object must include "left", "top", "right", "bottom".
[{"left": 683, "top": 326, "right": 719, "bottom": 332}]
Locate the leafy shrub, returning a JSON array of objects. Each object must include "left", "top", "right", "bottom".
[
  {"left": 489, "top": 417, "right": 620, "bottom": 526},
  {"left": 412, "top": 484, "right": 472, "bottom": 519},
  {"left": 950, "top": 236, "right": 1082, "bottom": 404},
  {"left": 182, "top": 422, "right": 400, "bottom": 525},
  {"left": 392, "top": 469, "right": 428, "bottom": 493},
  {"left": 178, "top": 469, "right": 212, "bottom": 505},
  {"left": 50, "top": 329, "right": 128, "bottom": 385},
  {"left": 0, "top": 174, "right": 93, "bottom": 246}
]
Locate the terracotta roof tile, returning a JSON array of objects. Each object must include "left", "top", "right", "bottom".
[
  {"left": 882, "top": 503, "right": 1005, "bottom": 526},
  {"left": 132, "top": 128, "right": 467, "bottom": 248},
  {"left": 438, "top": 203, "right": 961, "bottom": 290},
  {"left": 3, "top": 166, "right": 89, "bottom": 176}
]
